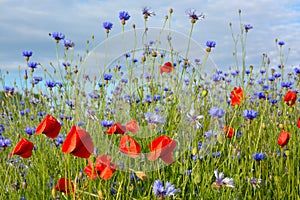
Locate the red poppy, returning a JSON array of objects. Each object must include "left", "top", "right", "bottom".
[
  {"left": 36, "top": 114, "right": 61, "bottom": 139},
  {"left": 148, "top": 135, "right": 177, "bottom": 164},
  {"left": 62, "top": 126, "right": 94, "bottom": 158},
  {"left": 223, "top": 126, "right": 234, "bottom": 138},
  {"left": 84, "top": 155, "right": 117, "bottom": 180},
  {"left": 298, "top": 118, "right": 300, "bottom": 128},
  {"left": 120, "top": 135, "right": 141, "bottom": 158},
  {"left": 9, "top": 138, "right": 34, "bottom": 158},
  {"left": 283, "top": 91, "right": 297, "bottom": 106},
  {"left": 107, "top": 122, "right": 126, "bottom": 135},
  {"left": 55, "top": 178, "right": 74, "bottom": 194},
  {"left": 159, "top": 62, "right": 174, "bottom": 74},
  {"left": 278, "top": 131, "right": 290, "bottom": 148},
  {"left": 230, "top": 87, "right": 244, "bottom": 106},
  {"left": 126, "top": 120, "right": 139, "bottom": 134}
]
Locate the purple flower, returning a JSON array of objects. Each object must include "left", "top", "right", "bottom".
[
  {"left": 252, "top": 153, "right": 266, "bottom": 161},
  {"left": 28, "top": 62, "right": 38, "bottom": 69},
  {"left": 209, "top": 107, "right": 225, "bottom": 118},
  {"left": 278, "top": 41, "right": 285, "bottom": 46},
  {"left": 22, "top": 50, "right": 33, "bottom": 58},
  {"left": 185, "top": 8, "right": 204, "bottom": 23},
  {"left": 63, "top": 39, "right": 75, "bottom": 49},
  {"left": 152, "top": 180, "right": 178, "bottom": 198},
  {"left": 244, "top": 24, "right": 253, "bottom": 32},
  {"left": 55, "top": 134, "right": 64, "bottom": 147},
  {"left": 206, "top": 41, "right": 216, "bottom": 48},
  {"left": 144, "top": 112, "right": 165, "bottom": 125},
  {"left": 142, "top": 7, "right": 155, "bottom": 19},
  {"left": 100, "top": 120, "right": 114, "bottom": 128},
  {"left": 294, "top": 67, "right": 300, "bottom": 74},
  {"left": 281, "top": 81, "right": 292, "bottom": 88},
  {"left": 243, "top": 110, "right": 258, "bottom": 120},
  {"left": 119, "top": 11, "right": 130, "bottom": 23},
  {"left": 51, "top": 32, "right": 65, "bottom": 41},
  {"left": 45, "top": 80, "right": 56, "bottom": 89},
  {"left": 24, "top": 127, "right": 35, "bottom": 136},
  {"left": 103, "top": 74, "right": 112, "bottom": 81},
  {"left": 103, "top": 22, "right": 113, "bottom": 31}
]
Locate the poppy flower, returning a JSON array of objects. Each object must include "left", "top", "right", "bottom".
[
  {"left": 120, "top": 135, "right": 141, "bottom": 158},
  {"left": 278, "top": 131, "right": 290, "bottom": 148},
  {"left": 36, "top": 114, "right": 61, "bottom": 139},
  {"left": 107, "top": 122, "right": 126, "bottom": 135},
  {"left": 159, "top": 62, "right": 174, "bottom": 74},
  {"left": 283, "top": 91, "right": 297, "bottom": 106},
  {"left": 62, "top": 126, "right": 94, "bottom": 158},
  {"left": 298, "top": 118, "right": 300, "bottom": 128},
  {"left": 84, "top": 155, "right": 117, "bottom": 180},
  {"left": 148, "top": 135, "right": 177, "bottom": 164},
  {"left": 126, "top": 120, "right": 139, "bottom": 134},
  {"left": 9, "top": 138, "right": 34, "bottom": 158},
  {"left": 223, "top": 126, "right": 234, "bottom": 138},
  {"left": 230, "top": 87, "right": 244, "bottom": 106},
  {"left": 55, "top": 178, "right": 74, "bottom": 194}
]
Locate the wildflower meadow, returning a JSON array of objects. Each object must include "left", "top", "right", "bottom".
[{"left": 0, "top": 7, "right": 300, "bottom": 200}]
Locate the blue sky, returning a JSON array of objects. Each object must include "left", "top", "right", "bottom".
[{"left": 1, "top": 0, "right": 300, "bottom": 84}]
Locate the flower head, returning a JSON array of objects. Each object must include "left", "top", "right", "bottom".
[
  {"left": 120, "top": 135, "right": 141, "bottom": 158},
  {"left": 278, "top": 131, "right": 290, "bottom": 148},
  {"left": 283, "top": 90, "right": 297, "bottom": 106},
  {"left": 119, "top": 11, "right": 130, "bottom": 24},
  {"left": 278, "top": 41, "right": 285, "bottom": 46},
  {"left": 185, "top": 8, "right": 204, "bottom": 23},
  {"left": 209, "top": 107, "right": 225, "bottom": 118},
  {"left": 63, "top": 39, "right": 75, "bottom": 49},
  {"left": 51, "top": 32, "right": 65, "bottom": 42},
  {"left": 243, "top": 110, "right": 258, "bottom": 120},
  {"left": 107, "top": 122, "right": 126, "bottom": 135},
  {"left": 62, "top": 126, "right": 94, "bottom": 158},
  {"left": 153, "top": 180, "right": 178, "bottom": 198},
  {"left": 9, "top": 138, "right": 34, "bottom": 158},
  {"left": 212, "top": 170, "right": 234, "bottom": 188},
  {"left": 103, "top": 22, "right": 113, "bottom": 33},
  {"left": 84, "top": 155, "right": 117, "bottom": 180},
  {"left": 186, "top": 109, "right": 203, "bottom": 129},
  {"left": 230, "top": 87, "right": 244, "bottom": 106},
  {"left": 244, "top": 24, "right": 253, "bottom": 32},
  {"left": 142, "top": 7, "right": 155, "bottom": 19},
  {"left": 22, "top": 50, "right": 33, "bottom": 61},
  {"left": 252, "top": 153, "right": 266, "bottom": 161},
  {"left": 223, "top": 126, "right": 234, "bottom": 138},
  {"left": 36, "top": 114, "right": 61, "bottom": 139},
  {"left": 55, "top": 178, "right": 74, "bottom": 194}
]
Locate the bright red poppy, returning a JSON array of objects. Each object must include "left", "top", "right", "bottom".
[
  {"left": 283, "top": 91, "right": 297, "bottom": 106},
  {"left": 230, "top": 87, "right": 244, "bottom": 106},
  {"left": 9, "top": 138, "right": 34, "bottom": 158},
  {"left": 62, "top": 126, "right": 94, "bottom": 158},
  {"left": 223, "top": 126, "right": 234, "bottom": 138},
  {"left": 55, "top": 178, "right": 74, "bottom": 194},
  {"left": 148, "top": 135, "right": 177, "bottom": 164},
  {"left": 278, "top": 131, "right": 290, "bottom": 148},
  {"left": 298, "top": 118, "right": 300, "bottom": 128},
  {"left": 126, "top": 120, "right": 139, "bottom": 134},
  {"left": 120, "top": 135, "right": 141, "bottom": 158},
  {"left": 36, "top": 114, "right": 61, "bottom": 139},
  {"left": 107, "top": 122, "right": 126, "bottom": 135},
  {"left": 84, "top": 155, "right": 117, "bottom": 180},
  {"left": 159, "top": 62, "right": 174, "bottom": 74}
]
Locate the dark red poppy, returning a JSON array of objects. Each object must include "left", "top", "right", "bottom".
[
  {"left": 278, "top": 131, "right": 290, "bottom": 148},
  {"left": 126, "top": 120, "right": 139, "bottom": 134},
  {"left": 148, "top": 135, "right": 177, "bottom": 164},
  {"left": 84, "top": 155, "right": 117, "bottom": 180},
  {"left": 298, "top": 118, "right": 300, "bottom": 128},
  {"left": 36, "top": 114, "right": 61, "bottom": 139},
  {"left": 283, "top": 91, "right": 297, "bottom": 106},
  {"left": 61, "top": 126, "right": 94, "bottom": 158},
  {"left": 120, "top": 135, "right": 141, "bottom": 158},
  {"left": 55, "top": 178, "right": 74, "bottom": 194},
  {"left": 9, "top": 138, "right": 34, "bottom": 158},
  {"left": 159, "top": 62, "right": 174, "bottom": 74},
  {"left": 230, "top": 87, "right": 244, "bottom": 106},
  {"left": 107, "top": 122, "right": 126, "bottom": 135},
  {"left": 223, "top": 126, "right": 234, "bottom": 138}
]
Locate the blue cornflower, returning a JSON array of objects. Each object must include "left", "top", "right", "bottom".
[
  {"left": 119, "top": 11, "right": 130, "bottom": 24},
  {"left": 45, "top": 81, "right": 56, "bottom": 89},
  {"left": 28, "top": 62, "right": 38, "bottom": 69},
  {"left": 153, "top": 94, "right": 161, "bottom": 101},
  {"left": 22, "top": 50, "right": 32, "bottom": 58},
  {"left": 278, "top": 41, "right": 285, "bottom": 46},
  {"left": 243, "top": 110, "right": 258, "bottom": 120},
  {"left": 252, "top": 153, "right": 266, "bottom": 161},
  {"left": 103, "top": 74, "right": 112, "bottom": 81},
  {"left": 274, "top": 73, "right": 281, "bottom": 78},
  {"left": 55, "top": 134, "right": 64, "bottom": 147},
  {"left": 281, "top": 81, "right": 292, "bottom": 88},
  {"left": 212, "top": 73, "right": 223, "bottom": 82},
  {"left": 206, "top": 40, "right": 216, "bottom": 48},
  {"left": 51, "top": 32, "right": 65, "bottom": 41},
  {"left": 209, "top": 107, "right": 225, "bottom": 118},
  {"left": 24, "top": 127, "right": 35, "bottom": 136},
  {"left": 186, "top": 109, "right": 203, "bottom": 129},
  {"left": 65, "top": 100, "right": 75, "bottom": 108},
  {"left": 257, "top": 92, "right": 266, "bottom": 100},
  {"left": 153, "top": 180, "right": 178, "bottom": 198},
  {"left": 145, "top": 95, "right": 152, "bottom": 103},
  {"left": 260, "top": 69, "right": 266, "bottom": 74},
  {"left": 33, "top": 76, "right": 43, "bottom": 82},
  {"left": 100, "top": 120, "right": 114, "bottom": 128},
  {"left": 244, "top": 24, "right": 253, "bottom": 32},
  {"left": 103, "top": 22, "right": 113, "bottom": 32},
  {"left": 0, "top": 137, "right": 11, "bottom": 147},
  {"left": 142, "top": 7, "right": 155, "bottom": 19},
  {"left": 294, "top": 67, "right": 300, "bottom": 74},
  {"left": 245, "top": 69, "right": 251, "bottom": 75},
  {"left": 144, "top": 112, "right": 166, "bottom": 125},
  {"left": 268, "top": 76, "right": 275, "bottom": 82},
  {"left": 121, "top": 78, "right": 128, "bottom": 84},
  {"left": 63, "top": 39, "right": 75, "bottom": 49},
  {"left": 185, "top": 8, "right": 204, "bottom": 23}
]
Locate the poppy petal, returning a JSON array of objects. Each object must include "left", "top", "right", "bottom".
[
  {"left": 126, "top": 120, "right": 139, "bottom": 133},
  {"left": 36, "top": 114, "right": 61, "bottom": 139},
  {"left": 120, "top": 135, "right": 141, "bottom": 158},
  {"left": 278, "top": 131, "right": 290, "bottom": 147},
  {"left": 55, "top": 178, "right": 74, "bottom": 194},
  {"left": 10, "top": 138, "right": 34, "bottom": 158}
]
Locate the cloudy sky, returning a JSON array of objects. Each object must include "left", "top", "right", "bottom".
[{"left": 1, "top": 0, "right": 300, "bottom": 83}]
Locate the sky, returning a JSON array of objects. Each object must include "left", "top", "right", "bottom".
[{"left": 1, "top": 0, "right": 300, "bottom": 84}]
